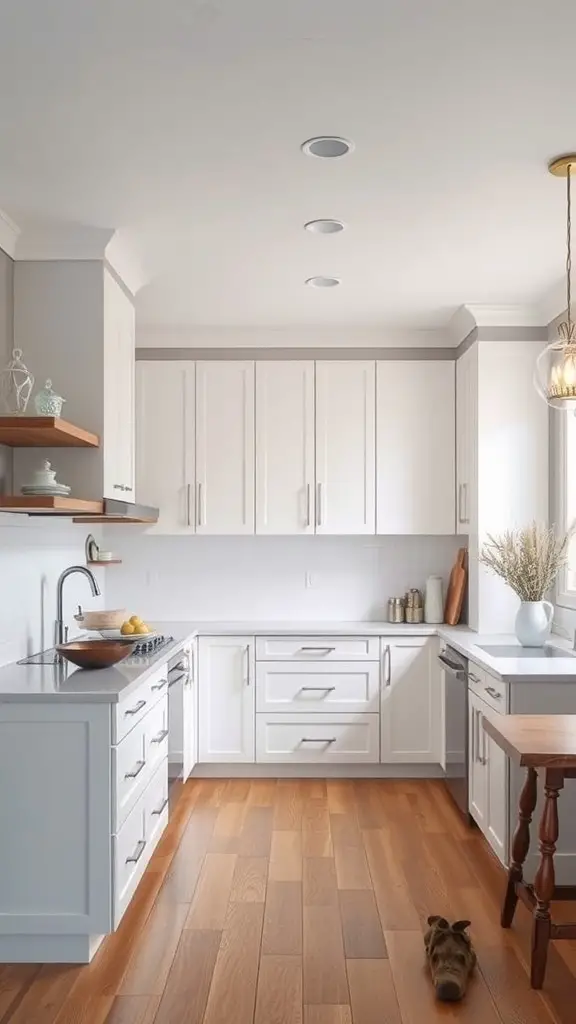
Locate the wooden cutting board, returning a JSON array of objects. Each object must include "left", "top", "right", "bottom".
[{"left": 444, "top": 547, "right": 467, "bottom": 625}]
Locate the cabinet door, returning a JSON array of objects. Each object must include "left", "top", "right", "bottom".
[
  {"left": 196, "top": 362, "right": 255, "bottom": 534},
  {"left": 468, "top": 690, "right": 487, "bottom": 829},
  {"left": 136, "top": 362, "right": 195, "bottom": 533},
  {"left": 380, "top": 639, "right": 436, "bottom": 763},
  {"left": 103, "top": 270, "right": 136, "bottom": 500},
  {"left": 256, "top": 361, "right": 315, "bottom": 534},
  {"left": 456, "top": 345, "right": 477, "bottom": 534},
  {"left": 315, "top": 361, "right": 376, "bottom": 534},
  {"left": 377, "top": 361, "right": 455, "bottom": 534},
  {"left": 485, "top": 726, "right": 508, "bottom": 864},
  {"left": 198, "top": 637, "right": 255, "bottom": 762}
]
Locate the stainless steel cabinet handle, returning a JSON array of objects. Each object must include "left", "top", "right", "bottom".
[
  {"left": 197, "top": 482, "right": 203, "bottom": 527},
  {"left": 470, "top": 707, "right": 475, "bottom": 763},
  {"left": 306, "top": 483, "right": 311, "bottom": 528},
  {"left": 300, "top": 737, "right": 336, "bottom": 744},
  {"left": 485, "top": 686, "right": 502, "bottom": 700},
  {"left": 463, "top": 482, "right": 469, "bottom": 524},
  {"left": 125, "top": 839, "right": 146, "bottom": 864},
  {"left": 186, "top": 483, "right": 191, "bottom": 527},
  {"left": 316, "top": 482, "right": 322, "bottom": 527},
  {"left": 482, "top": 723, "right": 488, "bottom": 766},
  {"left": 167, "top": 671, "right": 186, "bottom": 688},
  {"left": 125, "top": 759, "right": 145, "bottom": 779},
  {"left": 124, "top": 486, "right": 133, "bottom": 493},
  {"left": 301, "top": 685, "right": 336, "bottom": 692},
  {"left": 243, "top": 644, "right": 250, "bottom": 686},
  {"left": 114, "top": 483, "right": 124, "bottom": 491},
  {"left": 468, "top": 672, "right": 481, "bottom": 684},
  {"left": 383, "top": 644, "right": 391, "bottom": 687},
  {"left": 474, "top": 709, "right": 480, "bottom": 763},
  {"left": 124, "top": 699, "right": 146, "bottom": 716},
  {"left": 190, "top": 648, "right": 195, "bottom": 685},
  {"left": 151, "top": 679, "right": 167, "bottom": 692},
  {"left": 151, "top": 797, "right": 169, "bottom": 816},
  {"left": 151, "top": 728, "right": 169, "bottom": 744},
  {"left": 299, "top": 646, "right": 335, "bottom": 654}
]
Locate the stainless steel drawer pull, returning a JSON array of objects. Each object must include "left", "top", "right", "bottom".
[
  {"left": 151, "top": 728, "right": 169, "bottom": 744},
  {"left": 169, "top": 661, "right": 187, "bottom": 674},
  {"left": 468, "top": 672, "right": 481, "bottom": 684},
  {"left": 151, "top": 797, "right": 169, "bottom": 816},
  {"left": 125, "top": 839, "right": 146, "bottom": 865},
  {"left": 125, "top": 759, "right": 145, "bottom": 779},
  {"left": 301, "top": 686, "right": 336, "bottom": 692},
  {"left": 151, "top": 679, "right": 167, "bottom": 692},
  {"left": 168, "top": 671, "right": 186, "bottom": 688},
  {"left": 124, "top": 699, "right": 146, "bottom": 716},
  {"left": 485, "top": 686, "right": 503, "bottom": 700},
  {"left": 300, "top": 737, "right": 336, "bottom": 744},
  {"left": 299, "top": 646, "right": 335, "bottom": 654}
]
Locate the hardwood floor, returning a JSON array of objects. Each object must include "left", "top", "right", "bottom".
[{"left": 1, "top": 779, "right": 576, "bottom": 1024}]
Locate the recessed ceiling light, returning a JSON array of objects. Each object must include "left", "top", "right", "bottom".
[
  {"left": 304, "top": 219, "right": 345, "bottom": 234},
  {"left": 301, "top": 136, "right": 354, "bottom": 159},
  {"left": 305, "top": 276, "right": 341, "bottom": 288}
]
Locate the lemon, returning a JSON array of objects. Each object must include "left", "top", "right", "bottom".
[
  {"left": 134, "top": 623, "right": 149, "bottom": 635},
  {"left": 129, "top": 615, "right": 143, "bottom": 627},
  {"left": 121, "top": 622, "right": 135, "bottom": 635}
]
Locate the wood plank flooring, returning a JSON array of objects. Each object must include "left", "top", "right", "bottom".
[{"left": 1, "top": 779, "right": 575, "bottom": 1024}]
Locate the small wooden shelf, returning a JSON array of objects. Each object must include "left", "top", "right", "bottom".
[
  {"left": 0, "top": 496, "right": 104, "bottom": 515},
  {"left": 86, "top": 560, "right": 122, "bottom": 566},
  {"left": 0, "top": 417, "right": 99, "bottom": 448}
]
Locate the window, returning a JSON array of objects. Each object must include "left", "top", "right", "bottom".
[{"left": 556, "top": 410, "right": 576, "bottom": 607}]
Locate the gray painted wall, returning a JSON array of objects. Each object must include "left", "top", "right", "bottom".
[{"left": 0, "top": 247, "right": 14, "bottom": 493}]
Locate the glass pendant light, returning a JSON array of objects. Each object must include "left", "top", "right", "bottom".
[{"left": 535, "top": 156, "right": 576, "bottom": 408}]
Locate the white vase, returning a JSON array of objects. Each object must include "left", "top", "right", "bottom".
[
  {"left": 424, "top": 575, "right": 444, "bottom": 623},
  {"left": 514, "top": 601, "right": 554, "bottom": 647}
]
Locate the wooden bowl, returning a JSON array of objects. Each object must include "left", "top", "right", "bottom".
[
  {"left": 56, "top": 640, "right": 132, "bottom": 670},
  {"left": 75, "top": 609, "right": 126, "bottom": 630}
]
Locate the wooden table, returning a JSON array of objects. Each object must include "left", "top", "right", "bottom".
[{"left": 483, "top": 713, "right": 576, "bottom": 989}]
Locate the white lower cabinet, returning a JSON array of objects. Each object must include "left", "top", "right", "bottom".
[
  {"left": 380, "top": 638, "right": 441, "bottom": 764},
  {"left": 198, "top": 637, "right": 256, "bottom": 762},
  {"left": 256, "top": 713, "right": 379, "bottom": 763},
  {"left": 468, "top": 685, "right": 508, "bottom": 863},
  {"left": 256, "top": 661, "right": 380, "bottom": 715},
  {"left": 168, "top": 644, "right": 197, "bottom": 780}
]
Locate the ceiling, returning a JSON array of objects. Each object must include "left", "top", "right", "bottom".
[{"left": 1, "top": 1, "right": 576, "bottom": 329}]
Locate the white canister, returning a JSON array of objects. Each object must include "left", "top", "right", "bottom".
[{"left": 424, "top": 575, "right": 444, "bottom": 623}]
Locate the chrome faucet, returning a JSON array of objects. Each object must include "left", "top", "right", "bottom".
[{"left": 55, "top": 565, "right": 101, "bottom": 648}]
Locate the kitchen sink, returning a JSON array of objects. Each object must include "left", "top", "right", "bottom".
[
  {"left": 18, "top": 648, "right": 61, "bottom": 665},
  {"left": 477, "top": 644, "right": 576, "bottom": 659}
]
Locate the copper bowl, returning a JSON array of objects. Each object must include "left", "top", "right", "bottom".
[{"left": 56, "top": 640, "right": 132, "bottom": 670}]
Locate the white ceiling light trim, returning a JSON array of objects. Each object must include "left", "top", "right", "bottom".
[
  {"left": 305, "top": 276, "right": 341, "bottom": 288},
  {"left": 301, "top": 137, "right": 354, "bottom": 158},
  {"left": 304, "top": 219, "right": 345, "bottom": 234}
]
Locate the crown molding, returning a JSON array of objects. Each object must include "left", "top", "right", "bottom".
[
  {"left": 536, "top": 278, "right": 568, "bottom": 326},
  {"left": 136, "top": 324, "right": 451, "bottom": 349},
  {"left": 464, "top": 303, "right": 544, "bottom": 327},
  {"left": 104, "top": 233, "right": 147, "bottom": 295},
  {"left": 0, "top": 208, "right": 20, "bottom": 258},
  {"left": 447, "top": 306, "right": 477, "bottom": 346}
]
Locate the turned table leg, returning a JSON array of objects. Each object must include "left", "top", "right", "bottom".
[
  {"left": 502, "top": 766, "right": 538, "bottom": 928},
  {"left": 531, "top": 768, "right": 564, "bottom": 990}
]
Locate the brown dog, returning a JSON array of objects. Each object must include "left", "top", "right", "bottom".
[{"left": 424, "top": 916, "right": 476, "bottom": 1001}]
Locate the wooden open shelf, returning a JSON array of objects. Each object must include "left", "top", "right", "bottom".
[
  {"left": 0, "top": 417, "right": 99, "bottom": 448},
  {"left": 0, "top": 496, "right": 104, "bottom": 515}
]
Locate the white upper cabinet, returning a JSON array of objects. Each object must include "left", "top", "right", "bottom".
[
  {"left": 315, "top": 361, "right": 376, "bottom": 535},
  {"left": 377, "top": 361, "right": 455, "bottom": 534},
  {"left": 256, "top": 361, "right": 315, "bottom": 534},
  {"left": 103, "top": 270, "right": 136, "bottom": 501},
  {"left": 456, "top": 344, "right": 477, "bottom": 534},
  {"left": 136, "top": 361, "right": 195, "bottom": 533},
  {"left": 196, "top": 361, "right": 255, "bottom": 534}
]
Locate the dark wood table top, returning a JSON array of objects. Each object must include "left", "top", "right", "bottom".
[{"left": 483, "top": 714, "right": 576, "bottom": 768}]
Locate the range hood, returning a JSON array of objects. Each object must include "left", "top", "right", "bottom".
[
  {"left": 0, "top": 495, "right": 159, "bottom": 523},
  {"left": 72, "top": 497, "right": 159, "bottom": 524}
]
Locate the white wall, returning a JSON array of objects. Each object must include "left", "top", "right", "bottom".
[
  {"left": 0, "top": 517, "right": 105, "bottom": 665},
  {"left": 104, "top": 534, "right": 461, "bottom": 623}
]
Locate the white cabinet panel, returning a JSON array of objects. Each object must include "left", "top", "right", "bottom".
[
  {"left": 376, "top": 361, "right": 455, "bottom": 534},
  {"left": 255, "top": 636, "right": 380, "bottom": 661},
  {"left": 468, "top": 690, "right": 487, "bottom": 830},
  {"left": 486, "top": 731, "right": 508, "bottom": 864},
  {"left": 256, "top": 661, "right": 380, "bottom": 714},
  {"left": 256, "top": 713, "right": 379, "bottom": 763},
  {"left": 315, "top": 361, "right": 376, "bottom": 534},
  {"left": 198, "top": 637, "right": 256, "bottom": 762},
  {"left": 256, "top": 361, "right": 315, "bottom": 534},
  {"left": 136, "top": 361, "right": 195, "bottom": 533},
  {"left": 103, "top": 269, "right": 136, "bottom": 501},
  {"left": 380, "top": 638, "right": 437, "bottom": 763},
  {"left": 456, "top": 345, "right": 477, "bottom": 535},
  {"left": 196, "top": 361, "right": 255, "bottom": 534}
]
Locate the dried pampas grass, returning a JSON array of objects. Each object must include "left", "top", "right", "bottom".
[{"left": 479, "top": 522, "right": 574, "bottom": 602}]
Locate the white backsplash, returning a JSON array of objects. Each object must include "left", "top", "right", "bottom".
[
  {"left": 104, "top": 533, "right": 462, "bottom": 623},
  {"left": 0, "top": 516, "right": 106, "bottom": 664}
]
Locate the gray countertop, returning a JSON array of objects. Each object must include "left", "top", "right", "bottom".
[{"left": 1, "top": 620, "right": 575, "bottom": 704}]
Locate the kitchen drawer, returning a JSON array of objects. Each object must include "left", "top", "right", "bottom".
[
  {"left": 145, "top": 756, "right": 169, "bottom": 849},
  {"left": 467, "top": 664, "right": 508, "bottom": 713},
  {"left": 256, "top": 661, "right": 380, "bottom": 714},
  {"left": 113, "top": 664, "right": 169, "bottom": 743},
  {"left": 256, "top": 713, "right": 380, "bottom": 763},
  {"left": 255, "top": 636, "right": 379, "bottom": 661},
  {"left": 112, "top": 758, "right": 167, "bottom": 927},
  {"left": 113, "top": 696, "right": 168, "bottom": 830},
  {"left": 146, "top": 696, "right": 169, "bottom": 776}
]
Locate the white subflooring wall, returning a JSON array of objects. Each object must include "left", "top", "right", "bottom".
[
  {"left": 0, "top": 517, "right": 105, "bottom": 664},
  {"left": 104, "top": 534, "right": 462, "bottom": 623}
]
